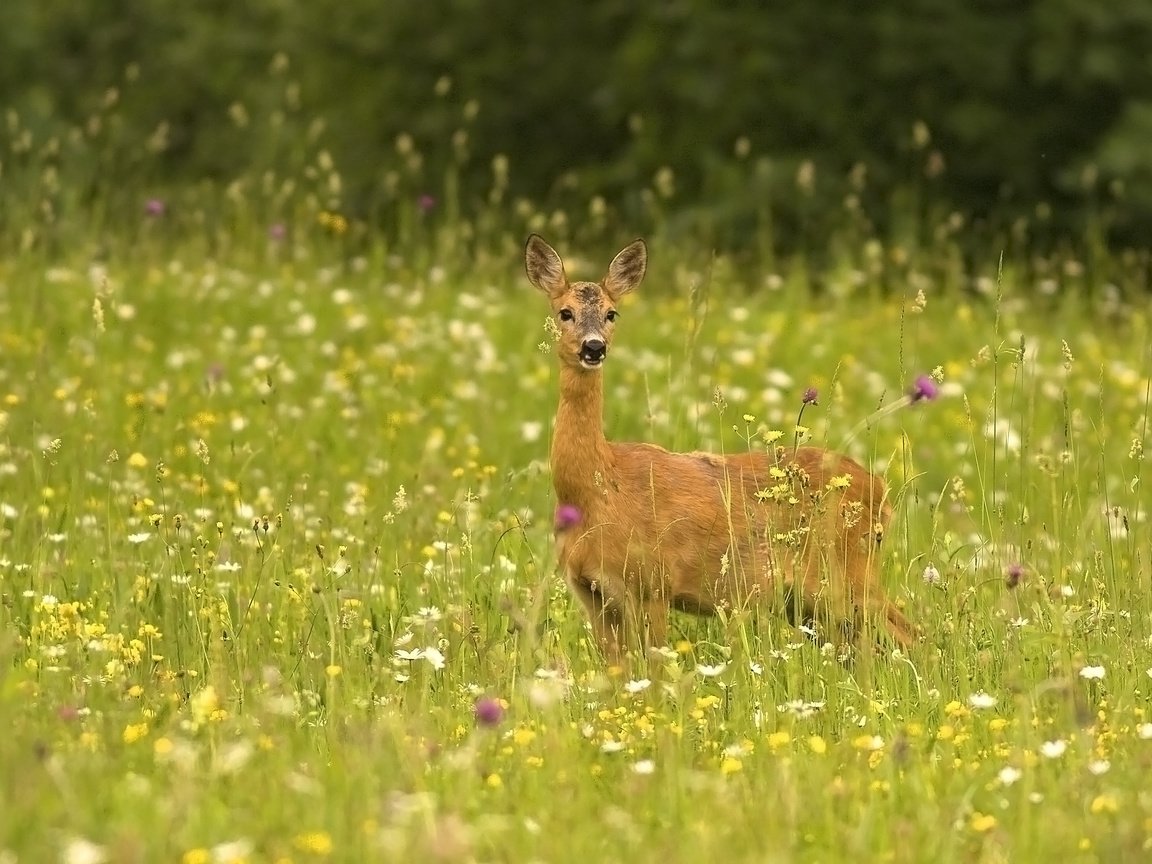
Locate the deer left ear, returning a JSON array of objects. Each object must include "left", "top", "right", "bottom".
[{"left": 603, "top": 239, "right": 647, "bottom": 300}]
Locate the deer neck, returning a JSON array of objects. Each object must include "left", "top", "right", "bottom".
[{"left": 551, "top": 365, "right": 614, "bottom": 509}]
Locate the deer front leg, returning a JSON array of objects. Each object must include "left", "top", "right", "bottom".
[{"left": 568, "top": 573, "right": 626, "bottom": 664}]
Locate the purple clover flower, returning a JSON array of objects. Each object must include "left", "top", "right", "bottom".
[
  {"left": 555, "top": 504, "right": 582, "bottom": 532},
  {"left": 144, "top": 198, "right": 166, "bottom": 218},
  {"left": 1005, "top": 563, "right": 1025, "bottom": 589},
  {"left": 417, "top": 194, "right": 437, "bottom": 214},
  {"left": 802, "top": 387, "right": 819, "bottom": 406},
  {"left": 474, "top": 696, "right": 505, "bottom": 727},
  {"left": 909, "top": 374, "right": 939, "bottom": 404}
]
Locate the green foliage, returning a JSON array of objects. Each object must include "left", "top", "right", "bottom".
[{"left": 3, "top": 1, "right": 1152, "bottom": 249}]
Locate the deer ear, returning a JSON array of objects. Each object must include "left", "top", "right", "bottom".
[
  {"left": 524, "top": 234, "right": 568, "bottom": 297},
  {"left": 603, "top": 239, "right": 647, "bottom": 299}
]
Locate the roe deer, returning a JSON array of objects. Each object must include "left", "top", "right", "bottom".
[{"left": 524, "top": 234, "right": 917, "bottom": 664}]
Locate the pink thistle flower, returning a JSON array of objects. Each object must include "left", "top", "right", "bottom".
[
  {"left": 555, "top": 504, "right": 582, "bottom": 532},
  {"left": 474, "top": 697, "right": 505, "bottom": 727}
]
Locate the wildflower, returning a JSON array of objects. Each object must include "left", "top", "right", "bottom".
[
  {"left": 921, "top": 563, "right": 941, "bottom": 585},
  {"left": 1040, "top": 739, "right": 1067, "bottom": 759},
  {"left": 997, "top": 766, "right": 1022, "bottom": 786},
  {"left": 555, "top": 504, "right": 582, "bottom": 532},
  {"left": 63, "top": 838, "right": 109, "bottom": 864},
  {"left": 801, "top": 387, "right": 819, "bottom": 405},
  {"left": 144, "top": 198, "right": 166, "bottom": 218},
  {"left": 473, "top": 697, "right": 504, "bottom": 727},
  {"left": 418, "top": 194, "right": 437, "bottom": 213},
  {"left": 631, "top": 759, "right": 655, "bottom": 775},
  {"left": 623, "top": 678, "right": 651, "bottom": 694},
  {"left": 268, "top": 223, "right": 287, "bottom": 241},
  {"left": 293, "top": 832, "right": 334, "bottom": 855},
  {"left": 1138, "top": 724, "right": 1152, "bottom": 740},
  {"left": 127, "top": 532, "right": 152, "bottom": 544},
  {"left": 969, "top": 812, "right": 997, "bottom": 833},
  {"left": 1087, "top": 760, "right": 1111, "bottom": 776},
  {"left": 1090, "top": 795, "right": 1118, "bottom": 815},
  {"left": 908, "top": 374, "right": 939, "bottom": 403},
  {"left": 1079, "top": 665, "right": 1105, "bottom": 680},
  {"left": 695, "top": 662, "right": 727, "bottom": 677},
  {"left": 968, "top": 692, "right": 997, "bottom": 710},
  {"left": 1005, "top": 563, "right": 1025, "bottom": 589}
]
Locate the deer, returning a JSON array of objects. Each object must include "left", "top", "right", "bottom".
[{"left": 524, "top": 234, "right": 917, "bottom": 665}]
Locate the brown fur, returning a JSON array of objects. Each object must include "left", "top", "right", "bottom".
[{"left": 525, "top": 234, "right": 916, "bottom": 663}]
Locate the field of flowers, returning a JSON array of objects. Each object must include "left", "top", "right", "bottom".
[{"left": 1, "top": 201, "right": 1150, "bottom": 863}]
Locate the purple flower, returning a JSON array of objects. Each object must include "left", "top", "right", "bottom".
[
  {"left": 802, "top": 387, "right": 819, "bottom": 406},
  {"left": 909, "top": 374, "right": 939, "bottom": 403},
  {"left": 144, "top": 198, "right": 166, "bottom": 218},
  {"left": 1005, "top": 563, "right": 1025, "bottom": 589},
  {"left": 474, "top": 696, "right": 504, "bottom": 727},
  {"left": 268, "top": 222, "right": 287, "bottom": 241},
  {"left": 555, "top": 504, "right": 582, "bottom": 532},
  {"left": 417, "top": 194, "right": 437, "bottom": 214}
]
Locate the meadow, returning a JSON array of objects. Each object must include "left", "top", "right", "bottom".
[{"left": 2, "top": 117, "right": 1152, "bottom": 862}]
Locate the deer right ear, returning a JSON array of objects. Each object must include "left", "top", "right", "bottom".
[{"left": 525, "top": 234, "right": 568, "bottom": 297}]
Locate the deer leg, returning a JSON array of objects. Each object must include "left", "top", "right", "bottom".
[{"left": 568, "top": 574, "right": 626, "bottom": 664}]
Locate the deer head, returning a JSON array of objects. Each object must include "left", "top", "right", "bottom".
[{"left": 525, "top": 234, "right": 647, "bottom": 370}]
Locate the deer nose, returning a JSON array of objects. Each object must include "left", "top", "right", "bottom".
[{"left": 581, "top": 339, "right": 607, "bottom": 363}]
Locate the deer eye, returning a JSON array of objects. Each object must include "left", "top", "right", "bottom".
[
  {"left": 605, "top": 310, "right": 619, "bottom": 323},
  {"left": 558, "top": 308, "right": 574, "bottom": 322}
]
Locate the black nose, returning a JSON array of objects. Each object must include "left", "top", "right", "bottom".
[{"left": 581, "top": 339, "right": 606, "bottom": 362}]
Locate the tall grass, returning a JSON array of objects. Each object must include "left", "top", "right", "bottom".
[{"left": 1, "top": 75, "right": 1151, "bottom": 863}]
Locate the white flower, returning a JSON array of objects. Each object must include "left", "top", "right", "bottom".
[
  {"left": 421, "top": 647, "right": 446, "bottom": 670},
  {"left": 1087, "top": 759, "right": 1111, "bottom": 776},
  {"left": 1040, "top": 739, "right": 1067, "bottom": 759},
  {"left": 600, "top": 740, "right": 626, "bottom": 753},
  {"left": 520, "top": 421, "right": 543, "bottom": 442},
  {"left": 922, "top": 563, "right": 941, "bottom": 584},
  {"left": 1138, "top": 723, "right": 1152, "bottom": 740},
  {"left": 127, "top": 532, "right": 152, "bottom": 544},
  {"left": 215, "top": 561, "right": 241, "bottom": 572},
  {"left": 1079, "top": 665, "right": 1105, "bottom": 680},
  {"left": 1009, "top": 617, "right": 1030, "bottom": 628},
  {"left": 748, "top": 660, "right": 763, "bottom": 675},
  {"left": 210, "top": 838, "right": 255, "bottom": 864},
  {"left": 997, "top": 766, "right": 1022, "bottom": 786},
  {"left": 623, "top": 678, "right": 651, "bottom": 694},
  {"left": 695, "top": 663, "right": 727, "bottom": 677},
  {"left": 63, "top": 838, "right": 108, "bottom": 864},
  {"left": 631, "top": 759, "right": 655, "bottom": 775},
  {"left": 40, "top": 594, "right": 59, "bottom": 608},
  {"left": 968, "top": 692, "right": 998, "bottom": 710}
]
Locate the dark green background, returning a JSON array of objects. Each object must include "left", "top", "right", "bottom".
[{"left": 4, "top": 1, "right": 1151, "bottom": 249}]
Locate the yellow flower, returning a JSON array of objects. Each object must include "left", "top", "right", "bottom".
[
  {"left": 293, "top": 831, "right": 333, "bottom": 855},
  {"left": 969, "top": 812, "right": 997, "bottom": 833},
  {"left": 720, "top": 757, "right": 743, "bottom": 775},
  {"left": 123, "top": 722, "right": 149, "bottom": 744},
  {"left": 1090, "top": 795, "right": 1119, "bottom": 815},
  {"left": 325, "top": 664, "right": 342, "bottom": 678},
  {"left": 127, "top": 452, "right": 149, "bottom": 468},
  {"left": 485, "top": 773, "right": 503, "bottom": 788},
  {"left": 182, "top": 849, "right": 210, "bottom": 864},
  {"left": 808, "top": 735, "right": 828, "bottom": 754},
  {"left": 766, "top": 731, "right": 791, "bottom": 751}
]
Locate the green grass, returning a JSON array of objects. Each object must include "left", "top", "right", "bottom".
[{"left": 1, "top": 202, "right": 1151, "bottom": 863}]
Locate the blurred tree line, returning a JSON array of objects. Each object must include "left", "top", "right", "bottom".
[{"left": 3, "top": 0, "right": 1152, "bottom": 253}]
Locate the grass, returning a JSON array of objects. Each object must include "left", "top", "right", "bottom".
[{"left": 2, "top": 97, "right": 1152, "bottom": 861}]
